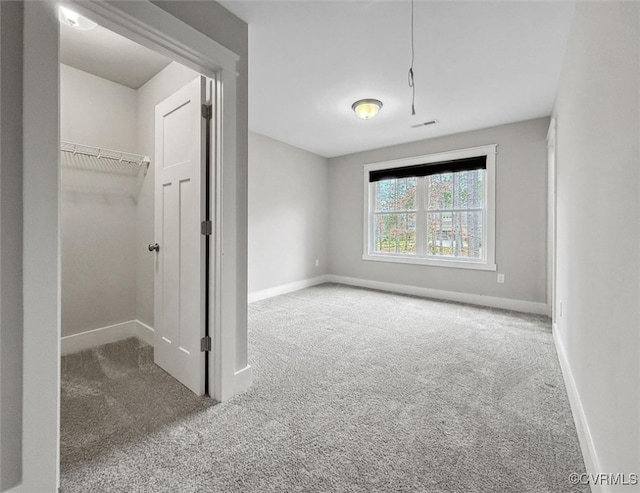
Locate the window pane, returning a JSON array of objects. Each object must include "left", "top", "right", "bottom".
[
  {"left": 426, "top": 212, "right": 451, "bottom": 256},
  {"left": 454, "top": 169, "right": 484, "bottom": 209},
  {"left": 427, "top": 211, "right": 482, "bottom": 259},
  {"left": 427, "top": 173, "right": 453, "bottom": 210},
  {"left": 462, "top": 210, "right": 483, "bottom": 259},
  {"left": 374, "top": 178, "right": 417, "bottom": 212},
  {"left": 395, "top": 177, "right": 417, "bottom": 210},
  {"left": 375, "top": 180, "right": 396, "bottom": 212},
  {"left": 373, "top": 213, "right": 416, "bottom": 254}
]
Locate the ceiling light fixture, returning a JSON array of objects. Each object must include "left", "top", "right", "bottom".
[
  {"left": 58, "top": 6, "right": 97, "bottom": 30},
  {"left": 352, "top": 99, "right": 383, "bottom": 120}
]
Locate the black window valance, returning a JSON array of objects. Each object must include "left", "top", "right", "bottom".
[{"left": 369, "top": 155, "right": 486, "bottom": 183}]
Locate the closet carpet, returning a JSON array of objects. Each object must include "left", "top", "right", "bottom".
[{"left": 60, "top": 283, "right": 588, "bottom": 493}]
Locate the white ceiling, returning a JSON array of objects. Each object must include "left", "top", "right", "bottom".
[
  {"left": 59, "top": 22, "right": 172, "bottom": 90},
  {"left": 220, "top": 0, "right": 576, "bottom": 158},
  {"left": 59, "top": 1, "right": 576, "bottom": 158}
]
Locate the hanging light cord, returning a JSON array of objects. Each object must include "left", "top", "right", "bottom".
[{"left": 408, "top": 0, "right": 416, "bottom": 115}]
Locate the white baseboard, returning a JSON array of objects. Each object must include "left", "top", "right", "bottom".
[
  {"left": 61, "top": 319, "right": 155, "bottom": 355},
  {"left": 326, "top": 274, "right": 551, "bottom": 316},
  {"left": 234, "top": 365, "right": 253, "bottom": 394},
  {"left": 248, "top": 275, "right": 328, "bottom": 303},
  {"left": 553, "top": 326, "right": 603, "bottom": 493}
]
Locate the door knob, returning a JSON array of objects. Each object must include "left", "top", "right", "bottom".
[{"left": 148, "top": 243, "right": 160, "bottom": 252}]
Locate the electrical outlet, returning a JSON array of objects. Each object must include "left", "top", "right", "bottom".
[
  {"left": 497, "top": 273, "right": 505, "bottom": 283},
  {"left": 315, "top": 259, "right": 320, "bottom": 267}
]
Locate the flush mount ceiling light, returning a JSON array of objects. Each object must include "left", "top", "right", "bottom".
[
  {"left": 352, "top": 99, "right": 383, "bottom": 120},
  {"left": 58, "top": 6, "right": 97, "bottom": 30}
]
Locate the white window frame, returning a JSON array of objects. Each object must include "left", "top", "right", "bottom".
[{"left": 362, "top": 144, "right": 497, "bottom": 271}]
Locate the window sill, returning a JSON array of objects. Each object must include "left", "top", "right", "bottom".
[{"left": 362, "top": 253, "right": 497, "bottom": 271}]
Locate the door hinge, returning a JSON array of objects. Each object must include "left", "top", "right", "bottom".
[
  {"left": 201, "top": 220, "right": 212, "bottom": 236},
  {"left": 201, "top": 104, "right": 212, "bottom": 120},
  {"left": 200, "top": 336, "right": 212, "bottom": 352}
]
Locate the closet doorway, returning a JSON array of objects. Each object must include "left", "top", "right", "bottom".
[
  {"left": 59, "top": 14, "right": 211, "bottom": 394},
  {"left": 20, "top": 3, "right": 243, "bottom": 487}
]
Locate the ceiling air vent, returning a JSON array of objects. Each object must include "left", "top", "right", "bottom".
[{"left": 411, "top": 120, "right": 438, "bottom": 129}]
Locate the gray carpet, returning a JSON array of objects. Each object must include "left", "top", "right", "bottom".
[{"left": 60, "top": 283, "right": 588, "bottom": 492}]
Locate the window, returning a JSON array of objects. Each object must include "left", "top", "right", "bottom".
[{"left": 363, "top": 145, "right": 497, "bottom": 270}]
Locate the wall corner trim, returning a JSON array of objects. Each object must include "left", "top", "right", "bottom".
[
  {"left": 553, "top": 326, "right": 606, "bottom": 493},
  {"left": 326, "top": 275, "right": 550, "bottom": 316}
]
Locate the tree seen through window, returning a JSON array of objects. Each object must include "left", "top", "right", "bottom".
[{"left": 372, "top": 170, "right": 484, "bottom": 259}]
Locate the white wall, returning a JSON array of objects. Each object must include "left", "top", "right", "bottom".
[
  {"left": 553, "top": 1, "right": 639, "bottom": 485},
  {"left": 248, "top": 132, "right": 329, "bottom": 296},
  {"left": 0, "top": 2, "right": 23, "bottom": 489},
  {"left": 135, "top": 62, "right": 199, "bottom": 327},
  {"left": 60, "top": 64, "right": 138, "bottom": 152},
  {"left": 60, "top": 65, "right": 139, "bottom": 337},
  {"left": 328, "top": 118, "right": 549, "bottom": 308}
]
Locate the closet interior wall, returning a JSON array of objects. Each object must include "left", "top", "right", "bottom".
[{"left": 60, "top": 61, "right": 199, "bottom": 341}]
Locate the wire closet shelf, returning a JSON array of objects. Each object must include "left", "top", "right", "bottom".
[{"left": 60, "top": 141, "right": 151, "bottom": 176}]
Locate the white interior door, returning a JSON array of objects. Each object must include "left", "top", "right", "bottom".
[{"left": 153, "top": 77, "right": 207, "bottom": 395}]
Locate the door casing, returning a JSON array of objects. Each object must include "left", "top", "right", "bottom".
[{"left": 18, "top": 2, "right": 247, "bottom": 491}]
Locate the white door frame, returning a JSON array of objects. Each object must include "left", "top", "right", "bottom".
[
  {"left": 547, "top": 117, "right": 557, "bottom": 324},
  {"left": 17, "top": 2, "right": 245, "bottom": 491}
]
